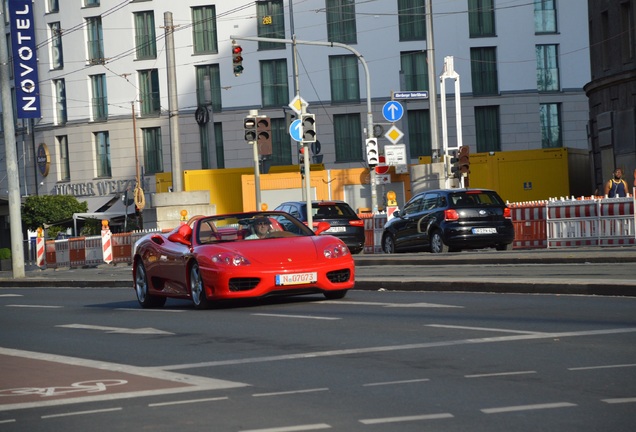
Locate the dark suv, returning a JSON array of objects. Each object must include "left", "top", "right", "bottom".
[
  {"left": 382, "top": 188, "right": 514, "bottom": 253},
  {"left": 275, "top": 200, "right": 365, "bottom": 254}
]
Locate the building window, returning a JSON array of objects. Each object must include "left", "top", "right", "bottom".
[
  {"left": 334, "top": 113, "right": 362, "bottom": 162},
  {"left": 143, "top": 127, "right": 163, "bottom": 174},
  {"left": 214, "top": 122, "right": 224, "bottom": 169},
  {"left": 192, "top": 6, "right": 218, "bottom": 54},
  {"left": 90, "top": 74, "right": 108, "bottom": 121},
  {"left": 534, "top": 0, "right": 557, "bottom": 33},
  {"left": 57, "top": 135, "right": 70, "bottom": 181},
  {"left": 398, "top": 0, "right": 426, "bottom": 41},
  {"left": 621, "top": 1, "right": 634, "bottom": 63},
  {"left": 270, "top": 117, "right": 292, "bottom": 166},
  {"left": 260, "top": 59, "right": 289, "bottom": 108},
  {"left": 470, "top": 47, "right": 498, "bottom": 96},
  {"left": 407, "top": 110, "right": 431, "bottom": 158},
  {"left": 86, "top": 17, "right": 104, "bottom": 64},
  {"left": 198, "top": 122, "right": 224, "bottom": 169},
  {"left": 195, "top": 64, "right": 221, "bottom": 112},
  {"left": 49, "top": 22, "right": 63, "bottom": 69},
  {"left": 401, "top": 51, "right": 428, "bottom": 91},
  {"left": 84, "top": 0, "right": 99, "bottom": 6},
  {"left": 94, "top": 131, "right": 111, "bottom": 178},
  {"left": 134, "top": 11, "right": 156, "bottom": 60},
  {"left": 539, "top": 103, "right": 562, "bottom": 148},
  {"left": 257, "top": 1, "right": 285, "bottom": 50},
  {"left": 139, "top": 69, "right": 160, "bottom": 116},
  {"left": 536, "top": 44, "right": 560, "bottom": 92},
  {"left": 474, "top": 106, "right": 500, "bottom": 152},
  {"left": 47, "top": 0, "right": 59, "bottom": 13},
  {"left": 53, "top": 79, "right": 67, "bottom": 125},
  {"left": 468, "top": 0, "right": 495, "bottom": 38},
  {"left": 326, "top": 0, "right": 357, "bottom": 44},
  {"left": 329, "top": 55, "right": 359, "bottom": 103}
]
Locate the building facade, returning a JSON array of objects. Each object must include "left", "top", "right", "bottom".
[{"left": 0, "top": 0, "right": 591, "bottom": 244}]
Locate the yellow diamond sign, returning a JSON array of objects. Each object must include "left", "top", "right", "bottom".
[
  {"left": 385, "top": 125, "right": 404, "bottom": 145},
  {"left": 288, "top": 95, "right": 308, "bottom": 115}
]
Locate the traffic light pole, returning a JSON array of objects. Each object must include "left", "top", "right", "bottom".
[
  {"left": 440, "top": 56, "right": 463, "bottom": 188},
  {"left": 230, "top": 34, "right": 377, "bottom": 213}
]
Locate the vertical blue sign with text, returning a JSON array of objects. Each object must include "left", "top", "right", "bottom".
[{"left": 9, "top": 0, "right": 41, "bottom": 118}]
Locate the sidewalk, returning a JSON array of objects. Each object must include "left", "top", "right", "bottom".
[{"left": 1, "top": 247, "right": 635, "bottom": 296}]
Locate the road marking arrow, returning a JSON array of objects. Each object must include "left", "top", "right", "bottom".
[{"left": 57, "top": 324, "right": 174, "bottom": 335}]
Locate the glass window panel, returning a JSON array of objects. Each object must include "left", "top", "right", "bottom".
[
  {"left": 57, "top": 135, "right": 70, "bottom": 181},
  {"left": 334, "top": 113, "right": 362, "bottom": 162},
  {"left": 95, "top": 132, "right": 111, "bottom": 177},
  {"left": 326, "top": 0, "right": 357, "bottom": 44},
  {"left": 536, "top": 44, "right": 560, "bottom": 92},
  {"left": 407, "top": 109, "right": 431, "bottom": 157},
  {"left": 398, "top": 0, "right": 426, "bottom": 41},
  {"left": 534, "top": 0, "right": 556, "bottom": 33},
  {"left": 400, "top": 51, "right": 428, "bottom": 91},
  {"left": 143, "top": 127, "right": 163, "bottom": 174},
  {"left": 90, "top": 74, "right": 108, "bottom": 120},
  {"left": 470, "top": 47, "right": 498, "bottom": 96},
  {"left": 468, "top": 0, "right": 495, "bottom": 37},
  {"left": 270, "top": 117, "right": 292, "bottom": 166},
  {"left": 139, "top": 69, "right": 160, "bottom": 116},
  {"left": 257, "top": 0, "right": 285, "bottom": 50},
  {"left": 329, "top": 55, "right": 359, "bottom": 103},
  {"left": 475, "top": 106, "right": 500, "bottom": 152},
  {"left": 134, "top": 11, "right": 156, "bottom": 59},
  {"left": 48, "top": 0, "right": 59, "bottom": 13},
  {"left": 260, "top": 59, "right": 289, "bottom": 108},
  {"left": 86, "top": 17, "right": 104, "bottom": 63},
  {"left": 53, "top": 79, "right": 67, "bottom": 125},
  {"left": 192, "top": 6, "right": 218, "bottom": 54},
  {"left": 539, "top": 103, "right": 562, "bottom": 148},
  {"left": 195, "top": 64, "right": 221, "bottom": 112},
  {"left": 49, "top": 22, "right": 63, "bottom": 69}
]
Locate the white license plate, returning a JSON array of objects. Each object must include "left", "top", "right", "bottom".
[
  {"left": 326, "top": 226, "right": 346, "bottom": 233},
  {"left": 275, "top": 272, "right": 318, "bottom": 286},
  {"left": 472, "top": 228, "right": 497, "bottom": 234}
]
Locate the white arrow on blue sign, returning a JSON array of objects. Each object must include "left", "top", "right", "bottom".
[
  {"left": 382, "top": 101, "right": 404, "bottom": 123},
  {"left": 289, "top": 119, "right": 303, "bottom": 142}
]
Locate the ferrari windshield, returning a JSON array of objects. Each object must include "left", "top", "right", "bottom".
[{"left": 196, "top": 212, "right": 315, "bottom": 244}]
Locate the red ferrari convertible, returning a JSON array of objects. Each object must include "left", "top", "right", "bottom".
[{"left": 132, "top": 211, "right": 355, "bottom": 309}]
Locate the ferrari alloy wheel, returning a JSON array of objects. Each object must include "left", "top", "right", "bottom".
[
  {"left": 190, "top": 262, "right": 210, "bottom": 310},
  {"left": 383, "top": 234, "right": 396, "bottom": 254},
  {"left": 430, "top": 230, "right": 449, "bottom": 254},
  {"left": 135, "top": 261, "right": 166, "bottom": 308}
]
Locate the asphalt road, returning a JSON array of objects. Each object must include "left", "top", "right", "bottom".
[{"left": 1, "top": 287, "right": 635, "bottom": 431}]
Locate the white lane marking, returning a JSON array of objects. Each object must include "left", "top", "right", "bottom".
[
  {"left": 602, "top": 397, "right": 636, "bottom": 404},
  {"left": 569, "top": 363, "right": 636, "bottom": 371},
  {"left": 6, "top": 304, "right": 62, "bottom": 309},
  {"left": 57, "top": 324, "right": 174, "bottom": 335},
  {"left": 240, "top": 424, "right": 331, "bottom": 432},
  {"left": 363, "top": 378, "right": 430, "bottom": 387},
  {"left": 0, "top": 347, "right": 247, "bottom": 412},
  {"left": 148, "top": 396, "right": 228, "bottom": 407},
  {"left": 116, "top": 308, "right": 185, "bottom": 313},
  {"left": 0, "top": 294, "right": 22, "bottom": 297},
  {"left": 252, "top": 313, "right": 340, "bottom": 321},
  {"left": 359, "top": 413, "right": 454, "bottom": 424},
  {"left": 161, "top": 327, "right": 636, "bottom": 370},
  {"left": 481, "top": 402, "right": 577, "bottom": 414},
  {"left": 426, "top": 324, "right": 546, "bottom": 334},
  {"left": 0, "top": 419, "right": 16, "bottom": 424},
  {"left": 466, "top": 371, "right": 537, "bottom": 378},
  {"left": 253, "top": 388, "right": 329, "bottom": 397},
  {"left": 41, "top": 407, "right": 122, "bottom": 419},
  {"left": 322, "top": 300, "right": 462, "bottom": 308}
]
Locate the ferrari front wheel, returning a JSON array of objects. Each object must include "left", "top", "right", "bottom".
[
  {"left": 190, "top": 262, "right": 211, "bottom": 310},
  {"left": 135, "top": 261, "right": 166, "bottom": 308}
]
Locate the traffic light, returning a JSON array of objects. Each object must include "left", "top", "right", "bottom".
[
  {"left": 448, "top": 150, "right": 459, "bottom": 178},
  {"left": 301, "top": 113, "right": 316, "bottom": 143},
  {"left": 458, "top": 145, "right": 470, "bottom": 175},
  {"left": 232, "top": 41, "right": 243, "bottom": 76},
  {"left": 257, "top": 116, "right": 272, "bottom": 156},
  {"left": 285, "top": 111, "right": 297, "bottom": 129},
  {"left": 299, "top": 146, "right": 305, "bottom": 176},
  {"left": 365, "top": 138, "right": 379, "bottom": 167},
  {"left": 244, "top": 116, "right": 256, "bottom": 142}
]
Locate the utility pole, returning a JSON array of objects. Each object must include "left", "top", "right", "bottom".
[
  {"left": 164, "top": 12, "right": 182, "bottom": 192},
  {"left": 426, "top": 0, "right": 440, "bottom": 161},
  {"left": 0, "top": 13, "right": 25, "bottom": 278}
]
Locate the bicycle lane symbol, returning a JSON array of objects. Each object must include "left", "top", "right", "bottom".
[{"left": 0, "top": 380, "right": 128, "bottom": 398}]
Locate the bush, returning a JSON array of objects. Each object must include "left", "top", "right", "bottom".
[{"left": 0, "top": 248, "right": 11, "bottom": 260}]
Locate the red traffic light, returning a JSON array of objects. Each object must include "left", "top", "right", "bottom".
[
  {"left": 232, "top": 42, "right": 244, "bottom": 76},
  {"left": 232, "top": 46, "right": 243, "bottom": 54}
]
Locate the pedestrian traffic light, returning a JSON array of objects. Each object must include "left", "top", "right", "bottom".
[
  {"left": 458, "top": 145, "right": 470, "bottom": 175},
  {"left": 244, "top": 116, "right": 256, "bottom": 142},
  {"left": 365, "top": 138, "right": 379, "bottom": 167},
  {"left": 232, "top": 41, "right": 243, "bottom": 76},
  {"left": 301, "top": 113, "right": 316, "bottom": 143},
  {"left": 299, "top": 146, "right": 305, "bottom": 176},
  {"left": 257, "top": 116, "right": 272, "bottom": 156},
  {"left": 448, "top": 150, "right": 459, "bottom": 178}
]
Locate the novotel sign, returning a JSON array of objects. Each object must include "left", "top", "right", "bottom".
[{"left": 8, "top": 0, "right": 41, "bottom": 119}]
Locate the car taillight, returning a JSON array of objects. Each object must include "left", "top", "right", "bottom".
[
  {"left": 503, "top": 207, "right": 511, "bottom": 219},
  {"left": 444, "top": 209, "right": 459, "bottom": 221},
  {"left": 349, "top": 220, "right": 364, "bottom": 227}
]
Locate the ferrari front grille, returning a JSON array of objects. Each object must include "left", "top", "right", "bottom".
[
  {"left": 326, "top": 269, "right": 350, "bottom": 283},
  {"left": 229, "top": 277, "right": 260, "bottom": 292}
]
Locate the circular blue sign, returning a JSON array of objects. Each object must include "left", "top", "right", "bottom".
[{"left": 382, "top": 101, "right": 404, "bottom": 123}]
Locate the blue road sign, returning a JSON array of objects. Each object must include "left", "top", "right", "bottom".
[
  {"left": 382, "top": 101, "right": 404, "bottom": 122},
  {"left": 289, "top": 119, "right": 302, "bottom": 142}
]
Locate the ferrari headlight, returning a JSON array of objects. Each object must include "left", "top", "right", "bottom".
[
  {"left": 212, "top": 253, "right": 251, "bottom": 266},
  {"left": 323, "top": 244, "right": 349, "bottom": 258}
]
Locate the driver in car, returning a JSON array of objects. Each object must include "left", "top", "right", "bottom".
[{"left": 246, "top": 217, "right": 271, "bottom": 239}]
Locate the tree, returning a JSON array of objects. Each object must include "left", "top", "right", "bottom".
[{"left": 22, "top": 195, "right": 88, "bottom": 231}]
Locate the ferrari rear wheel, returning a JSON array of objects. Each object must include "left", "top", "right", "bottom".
[
  {"left": 324, "top": 290, "right": 348, "bottom": 300},
  {"left": 190, "top": 262, "right": 211, "bottom": 310},
  {"left": 135, "top": 261, "right": 166, "bottom": 308}
]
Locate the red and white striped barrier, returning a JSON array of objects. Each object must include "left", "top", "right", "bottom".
[
  {"left": 510, "top": 202, "right": 547, "bottom": 249},
  {"left": 102, "top": 227, "right": 113, "bottom": 264},
  {"left": 598, "top": 197, "right": 635, "bottom": 246},
  {"left": 85, "top": 235, "right": 103, "bottom": 267},
  {"left": 36, "top": 237, "right": 45, "bottom": 268}
]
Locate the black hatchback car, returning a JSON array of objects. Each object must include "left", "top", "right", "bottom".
[
  {"left": 275, "top": 200, "right": 365, "bottom": 254},
  {"left": 382, "top": 188, "right": 514, "bottom": 253}
]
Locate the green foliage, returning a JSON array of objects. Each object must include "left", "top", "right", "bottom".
[
  {"left": 0, "top": 248, "right": 11, "bottom": 260},
  {"left": 80, "top": 219, "right": 102, "bottom": 236},
  {"left": 21, "top": 195, "right": 88, "bottom": 231}
]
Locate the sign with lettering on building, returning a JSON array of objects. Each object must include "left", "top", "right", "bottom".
[{"left": 8, "top": 0, "right": 41, "bottom": 118}]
